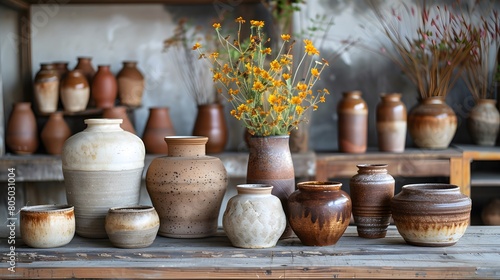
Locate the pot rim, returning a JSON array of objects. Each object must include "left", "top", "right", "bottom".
[
  {"left": 236, "top": 184, "right": 273, "bottom": 194},
  {"left": 21, "top": 204, "right": 74, "bottom": 213},
  {"left": 84, "top": 118, "right": 123, "bottom": 125},
  {"left": 356, "top": 163, "right": 388, "bottom": 169},
  {"left": 401, "top": 183, "right": 459, "bottom": 192},
  {"left": 108, "top": 205, "right": 155, "bottom": 213},
  {"left": 297, "top": 181, "right": 342, "bottom": 191}
]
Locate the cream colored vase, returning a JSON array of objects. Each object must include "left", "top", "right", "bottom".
[{"left": 62, "top": 119, "right": 145, "bottom": 238}]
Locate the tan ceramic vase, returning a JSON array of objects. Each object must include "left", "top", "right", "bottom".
[
  {"left": 288, "top": 181, "right": 352, "bottom": 246},
  {"left": 62, "top": 119, "right": 145, "bottom": 238},
  {"left": 41, "top": 111, "right": 71, "bottom": 155},
  {"left": 350, "top": 164, "right": 395, "bottom": 238},
  {"left": 92, "top": 65, "right": 118, "bottom": 108},
  {"left": 146, "top": 136, "right": 228, "bottom": 238},
  {"left": 467, "top": 99, "right": 500, "bottom": 146},
  {"left": 376, "top": 93, "right": 407, "bottom": 152},
  {"left": 34, "top": 63, "right": 59, "bottom": 114},
  {"left": 6, "top": 102, "right": 39, "bottom": 155},
  {"left": 192, "top": 103, "right": 228, "bottom": 154},
  {"left": 408, "top": 96, "right": 457, "bottom": 149},
  {"left": 142, "top": 107, "right": 176, "bottom": 154},
  {"left": 60, "top": 70, "right": 90, "bottom": 113},
  {"left": 116, "top": 61, "right": 144, "bottom": 107},
  {"left": 74, "top": 56, "right": 95, "bottom": 86},
  {"left": 391, "top": 183, "right": 471, "bottom": 246},
  {"left": 102, "top": 106, "right": 136, "bottom": 134},
  {"left": 338, "top": 90, "right": 368, "bottom": 153}
]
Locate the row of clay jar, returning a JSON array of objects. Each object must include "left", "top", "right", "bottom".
[{"left": 33, "top": 57, "right": 145, "bottom": 114}]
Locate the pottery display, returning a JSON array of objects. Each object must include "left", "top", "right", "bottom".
[
  {"left": 60, "top": 70, "right": 90, "bottom": 113},
  {"left": 142, "top": 107, "right": 176, "bottom": 154},
  {"left": 391, "top": 183, "right": 471, "bottom": 246},
  {"left": 41, "top": 111, "right": 72, "bottom": 155},
  {"left": 62, "top": 119, "right": 145, "bottom": 238},
  {"left": 6, "top": 102, "right": 39, "bottom": 155},
  {"left": 482, "top": 198, "right": 500, "bottom": 225},
  {"left": 337, "top": 90, "right": 368, "bottom": 153},
  {"left": 468, "top": 99, "right": 500, "bottom": 146},
  {"left": 192, "top": 103, "right": 228, "bottom": 154},
  {"left": 350, "top": 164, "right": 395, "bottom": 238},
  {"left": 102, "top": 106, "right": 136, "bottom": 134},
  {"left": 74, "top": 56, "right": 95, "bottom": 86},
  {"left": 146, "top": 136, "right": 228, "bottom": 238},
  {"left": 116, "top": 61, "right": 145, "bottom": 107},
  {"left": 288, "top": 181, "right": 352, "bottom": 246},
  {"left": 92, "top": 65, "right": 118, "bottom": 108},
  {"left": 20, "top": 204, "right": 75, "bottom": 248},
  {"left": 376, "top": 93, "right": 407, "bottom": 152},
  {"left": 223, "top": 184, "right": 286, "bottom": 249},
  {"left": 105, "top": 205, "right": 160, "bottom": 249},
  {"left": 34, "top": 63, "right": 59, "bottom": 114}
]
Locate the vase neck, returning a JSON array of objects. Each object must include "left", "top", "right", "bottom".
[
  {"left": 381, "top": 93, "right": 401, "bottom": 102},
  {"left": 236, "top": 184, "right": 273, "bottom": 195},
  {"left": 297, "top": 181, "right": 342, "bottom": 192},
  {"left": 343, "top": 90, "right": 362, "bottom": 99},
  {"left": 421, "top": 96, "right": 444, "bottom": 105},
  {"left": 165, "top": 136, "right": 208, "bottom": 157},
  {"left": 84, "top": 119, "right": 123, "bottom": 132},
  {"left": 356, "top": 164, "right": 388, "bottom": 174}
]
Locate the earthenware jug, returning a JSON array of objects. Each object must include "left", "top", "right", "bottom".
[
  {"left": 192, "top": 103, "right": 228, "bottom": 154},
  {"left": 92, "top": 65, "right": 118, "bottom": 108},
  {"left": 337, "top": 90, "right": 368, "bottom": 153},
  {"left": 116, "top": 61, "right": 144, "bottom": 107},
  {"left": 142, "top": 107, "right": 176, "bottom": 154},
  {"left": 41, "top": 111, "right": 71, "bottom": 155},
  {"left": 60, "top": 70, "right": 90, "bottom": 113},
  {"left": 376, "top": 93, "right": 407, "bottom": 152},
  {"left": 6, "top": 102, "right": 39, "bottom": 155},
  {"left": 34, "top": 63, "right": 59, "bottom": 114},
  {"left": 74, "top": 56, "right": 95, "bottom": 86}
]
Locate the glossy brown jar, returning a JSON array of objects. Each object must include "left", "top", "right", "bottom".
[
  {"left": 92, "top": 65, "right": 118, "bottom": 108},
  {"left": 74, "top": 56, "right": 96, "bottom": 86},
  {"left": 337, "top": 90, "right": 368, "bottom": 153},
  {"left": 34, "top": 63, "right": 59, "bottom": 114},
  {"left": 288, "top": 181, "right": 351, "bottom": 246},
  {"left": 60, "top": 70, "right": 90, "bottom": 113},
  {"left": 53, "top": 61, "right": 69, "bottom": 79},
  {"left": 376, "top": 93, "right": 407, "bottom": 152},
  {"left": 192, "top": 103, "right": 228, "bottom": 154},
  {"left": 142, "top": 107, "right": 176, "bottom": 154},
  {"left": 116, "top": 61, "right": 144, "bottom": 107},
  {"left": 6, "top": 102, "right": 39, "bottom": 155},
  {"left": 41, "top": 111, "right": 71, "bottom": 155}
]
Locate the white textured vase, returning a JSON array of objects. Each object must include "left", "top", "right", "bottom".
[
  {"left": 62, "top": 119, "right": 145, "bottom": 238},
  {"left": 223, "top": 184, "right": 286, "bottom": 248}
]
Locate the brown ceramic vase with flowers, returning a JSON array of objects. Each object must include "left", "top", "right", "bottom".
[
  {"left": 41, "top": 111, "right": 71, "bottom": 155},
  {"left": 6, "top": 102, "right": 39, "bottom": 155},
  {"left": 192, "top": 103, "right": 227, "bottom": 154},
  {"left": 92, "top": 65, "right": 118, "bottom": 108},
  {"left": 117, "top": 61, "right": 145, "bottom": 107},
  {"left": 337, "top": 90, "right": 368, "bottom": 153},
  {"left": 142, "top": 107, "right": 176, "bottom": 154},
  {"left": 376, "top": 93, "right": 407, "bottom": 152}
]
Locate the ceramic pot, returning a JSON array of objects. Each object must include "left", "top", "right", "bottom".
[
  {"left": 41, "top": 111, "right": 71, "bottom": 155},
  {"left": 467, "top": 99, "right": 500, "bottom": 146},
  {"left": 350, "top": 164, "right": 395, "bottom": 238},
  {"left": 117, "top": 61, "right": 144, "bottom": 107},
  {"left": 92, "top": 65, "right": 118, "bottom": 108},
  {"left": 60, "top": 70, "right": 90, "bottom": 113},
  {"left": 288, "top": 181, "right": 351, "bottom": 246},
  {"left": 6, "top": 102, "right": 39, "bottom": 155},
  {"left": 34, "top": 63, "right": 59, "bottom": 114},
  {"left": 102, "top": 106, "right": 136, "bottom": 134},
  {"left": 20, "top": 205, "right": 75, "bottom": 248},
  {"left": 142, "top": 107, "right": 176, "bottom": 154},
  {"left": 391, "top": 183, "right": 471, "bottom": 247},
  {"left": 192, "top": 103, "right": 228, "bottom": 154},
  {"left": 408, "top": 97, "right": 457, "bottom": 149},
  {"left": 146, "top": 136, "right": 228, "bottom": 238},
  {"left": 62, "top": 119, "right": 145, "bottom": 238},
  {"left": 105, "top": 205, "right": 160, "bottom": 249},
  {"left": 337, "top": 90, "right": 368, "bottom": 153},
  {"left": 481, "top": 199, "right": 500, "bottom": 225},
  {"left": 246, "top": 135, "right": 295, "bottom": 239},
  {"left": 376, "top": 93, "right": 407, "bottom": 152},
  {"left": 74, "top": 56, "right": 95, "bottom": 86},
  {"left": 223, "top": 184, "right": 286, "bottom": 249},
  {"left": 53, "top": 61, "right": 69, "bottom": 79}
]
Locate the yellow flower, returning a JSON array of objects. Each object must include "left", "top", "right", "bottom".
[
  {"left": 213, "top": 23, "right": 221, "bottom": 29},
  {"left": 320, "top": 96, "right": 326, "bottom": 102},
  {"left": 192, "top": 42, "right": 201, "bottom": 50},
  {"left": 311, "top": 68, "right": 319, "bottom": 77},
  {"left": 213, "top": 72, "right": 222, "bottom": 81},
  {"left": 282, "top": 73, "right": 291, "bottom": 80},
  {"left": 297, "top": 82, "right": 307, "bottom": 91},
  {"left": 268, "top": 94, "right": 278, "bottom": 105},
  {"left": 270, "top": 60, "right": 281, "bottom": 71},
  {"left": 237, "top": 103, "right": 249, "bottom": 112},
  {"left": 252, "top": 81, "right": 265, "bottom": 91},
  {"left": 295, "top": 105, "right": 304, "bottom": 114},
  {"left": 304, "top": 39, "right": 320, "bottom": 56},
  {"left": 235, "top": 17, "right": 245, "bottom": 24},
  {"left": 250, "top": 20, "right": 264, "bottom": 28},
  {"left": 209, "top": 52, "right": 219, "bottom": 59},
  {"left": 261, "top": 47, "right": 272, "bottom": 55},
  {"left": 291, "top": 96, "right": 302, "bottom": 105},
  {"left": 281, "top": 34, "right": 291, "bottom": 41}
]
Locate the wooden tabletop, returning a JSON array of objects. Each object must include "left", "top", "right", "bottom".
[{"left": 2, "top": 226, "right": 499, "bottom": 279}]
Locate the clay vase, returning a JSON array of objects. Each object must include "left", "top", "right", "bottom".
[
  {"left": 337, "top": 90, "right": 368, "bottom": 153},
  {"left": 467, "top": 99, "right": 500, "bottom": 146},
  {"left": 482, "top": 199, "right": 500, "bottom": 225},
  {"left": 246, "top": 135, "right": 295, "bottom": 239},
  {"left": 74, "top": 56, "right": 95, "bottom": 86},
  {"left": 53, "top": 61, "right": 69, "bottom": 79},
  {"left": 92, "top": 65, "right": 118, "bottom": 108},
  {"left": 6, "top": 102, "right": 39, "bottom": 155},
  {"left": 142, "top": 107, "right": 176, "bottom": 154},
  {"left": 192, "top": 103, "right": 228, "bottom": 154},
  {"left": 60, "top": 70, "right": 90, "bottom": 113},
  {"left": 102, "top": 106, "right": 136, "bottom": 134},
  {"left": 391, "top": 183, "right": 471, "bottom": 247},
  {"left": 350, "top": 164, "right": 395, "bottom": 238},
  {"left": 41, "top": 111, "right": 71, "bottom": 155},
  {"left": 223, "top": 184, "right": 286, "bottom": 248},
  {"left": 408, "top": 96, "right": 457, "bottom": 149},
  {"left": 116, "top": 61, "right": 144, "bottom": 107},
  {"left": 288, "top": 181, "right": 352, "bottom": 246},
  {"left": 34, "top": 63, "right": 59, "bottom": 114},
  {"left": 376, "top": 93, "right": 407, "bottom": 152},
  {"left": 62, "top": 119, "right": 145, "bottom": 238},
  {"left": 105, "top": 205, "right": 160, "bottom": 249},
  {"left": 145, "top": 136, "right": 228, "bottom": 238}
]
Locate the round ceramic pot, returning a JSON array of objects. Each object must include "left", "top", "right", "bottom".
[
  {"left": 6, "top": 102, "right": 39, "bottom": 155},
  {"left": 337, "top": 90, "right": 368, "bottom": 153},
  {"left": 223, "top": 184, "right": 286, "bottom": 248},
  {"left": 376, "top": 93, "right": 407, "bottom": 152},
  {"left": 192, "top": 103, "right": 228, "bottom": 154},
  {"left": 117, "top": 61, "right": 144, "bottom": 107},
  {"left": 105, "top": 205, "right": 160, "bottom": 249},
  {"left": 467, "top": 99, "right": 500, "bottom": 146},
  {"left": 60, "top": 69, "right": 90, "bottom": 113},
  {"left": 288, "top": 181, "right": 352, "bottom": 246},
  {"left": 20, "top": 204, "right": 75, "bottom": 248},
  {"left": 391, "top": 183, "right": 471, "bottom": 247},
  {"left": 34, "top": 63, "right": 59, "bottom": 114}
]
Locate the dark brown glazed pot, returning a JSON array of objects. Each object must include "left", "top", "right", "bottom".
[
  {"left": 408, "top": 96, "right": 457, "bottom": 149},
  {"left": 337, "top": 90, "right": 368, "bottom": 153},
  {"left": 376, "top": 93, "right": 407, "bottom": 152},
  {"left": 34, "top": 63, "right": 59, "bottom": 114},
  {"left": 60, "top": 70, "right": 90, "bottom": 113},
  {"left": 288, "top": 181, "right": 351, "bottom": 246},
  {"left": 53, "top": 61, "right": 69, "bottom": 79},
  {"left": 6, "top": 102, "right": 39, "bottom": 155},
  {"left": 92, "top": 65, "right": 118, "bottom": 108},
  {"left": 74, "top": 56, "right": 95, "bottom": 86},
  {"left": 467, "top": 99, "right": 500, "bottom": 146},
  {"left": 116, "top": 61, "right": 144, "bottom": 107},
  {"left": 142, "top": 107, "right": 176, "bottom": 154},
  {"left": 391, "top": 183, "right": 471, "bottom": 247},
  {"left": 192, "top": 103, "right": 228, "bottom": 154},
  {"left": 350, "top": 164, "right": 395, "bottom": 238},
  {"left": 246, "top": 135, "right": 295, "bottom": 238},
  {"left": 41, "top": 111, "right": 71, "bottom": 155},
  {"left": 102, "top": 106, "right": 136, "bottom": 134}
]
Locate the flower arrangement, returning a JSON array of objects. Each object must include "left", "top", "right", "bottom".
[{"left": 193, "top": 17, "right": 329, "bottom": 136}]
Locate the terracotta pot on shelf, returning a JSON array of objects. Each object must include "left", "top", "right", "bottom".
[
  {"left": 34, "top": 63, "right": 59, "bottom": 114},
  {"left": 53, "top": 61, "right": 69, "bottom": 80},
  {"left": 60, "top": 70, "right": 90, "bottom": 113},
  {"left": 6, "top": 102, "right": 39, "bottom": 155},
  {"left": 142, "top": 107, "right": 176, "bottom": 154},
  {"left": 92, "top": 65, "right": 118, "bottom": 108},
  {"left": 74, "top": 56, "right": 95, "bottom": 86},
  {"left": 337, "top": 90, "right": 368, "bottom": 153},
  {"left": 192, "top": 103, "right": 228, "bottom": 153},
  {"left": 376, "top": 93, "right": 407, "bottom": 152},
  {"left": 102, "top": 106, "right": 136, "bottom": 134},
  {"left": 41, "top": 111, "right": 71, "bottom": 155},
  {"left": 467, "top": 99, "right": 500, "bottom": 146},
  {"left": 117, "top": 61, "right": 144, "bottom": 107}
]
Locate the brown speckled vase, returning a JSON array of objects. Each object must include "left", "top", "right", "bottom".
[
  {"left": 288, "top": 181, "right": 352, "bottom": 246},
  {"left": 350, "top": 164, "right": 394, "bottom": 238},
  {"left": 391, "top": 184, "right": 471, "bottom": 247},
  {"left": 337, "top": 90, "right": 368, "bottom": 153},
  {"left": 145, "top": 136, "right": 228, "bottom": 238},
  {"left": 6, "top": 102, "right": 39, "bottom": 155}
]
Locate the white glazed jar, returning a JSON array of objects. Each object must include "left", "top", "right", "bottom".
[
  {"left": 62, "top": 119, "right": 145, "bottom": 238},
  {"left": 223, "top": 184, "right": 286, "bottom": 248}
]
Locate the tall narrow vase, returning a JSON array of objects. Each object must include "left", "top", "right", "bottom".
[
  {"left": 142, "top": 107, "right": 176, "bottom": 154},
  {"left": 467, "top": 99, "right": 500, "bottom": 146},
  {"left": 117, "top": 61, "right": 144, "bottom": 107},
  {"left": 376, "top": 93, "right": 407, "bottom": 152},
  {"left": 337, "top": 90, "right": 368, "bottom": 153},
  {"left": 192, "top": 103, "right": 228, "bottom": 154},
  {"left": 92, "top": 65, "right": 118, "bottom": 108},
  {"left": 6, "top": 102, "right": 39, "bottom": 155}
]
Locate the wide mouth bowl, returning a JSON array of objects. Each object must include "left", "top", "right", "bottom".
[
  {"left": 21, "top": 204, "right": 74, "bottom": 213},
  {"left": 109, "top": 205, "right": 155, "bottom": 213}
]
